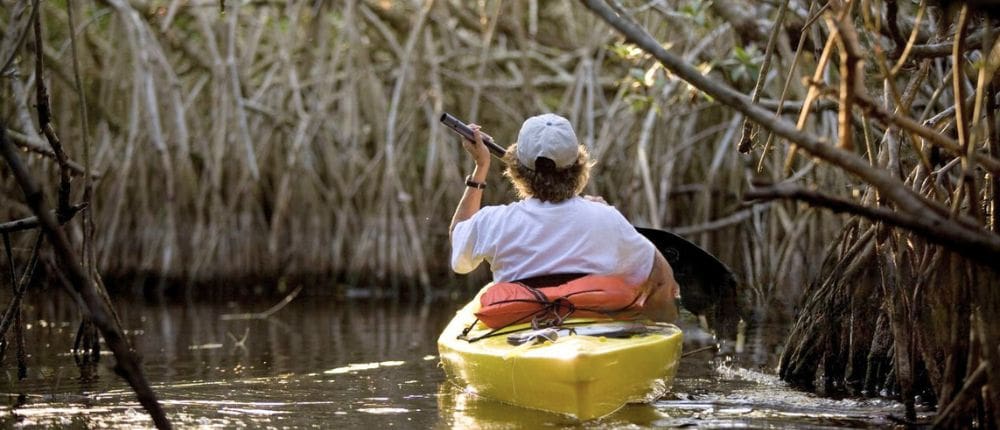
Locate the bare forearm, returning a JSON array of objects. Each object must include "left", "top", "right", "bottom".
[
  {"left": 450, "top": 123, "right": 492, "bottom": 239},
  {"left": 449, "top": 164, "right": 489, "bottom": 239}
]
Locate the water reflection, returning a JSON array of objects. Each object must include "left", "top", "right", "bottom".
[
  {"left": 437, "top": 384, "right": 674, "bottom": 429},
  {"left": 0, "top": 292, "right": 906, "bottom": 428}
]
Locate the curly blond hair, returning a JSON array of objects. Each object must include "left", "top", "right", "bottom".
[{"left": 503, "top": 143, "right": 592, "bottom": 203}]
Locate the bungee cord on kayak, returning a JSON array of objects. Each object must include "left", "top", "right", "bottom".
[{"left": 457, "top": 280, "right": 647, "bottom": 343}]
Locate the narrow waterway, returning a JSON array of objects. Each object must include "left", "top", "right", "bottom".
[{"left": 0, "top": 289, "right": 911, "bottom": 428}]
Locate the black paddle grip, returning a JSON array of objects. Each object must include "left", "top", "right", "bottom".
[{"left": 440, "top": 113, "right": 508, "bottom": 158}]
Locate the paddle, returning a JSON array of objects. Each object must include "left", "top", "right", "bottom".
[{"left": 440, "top": 113, "right": 747, "bottom": 338}]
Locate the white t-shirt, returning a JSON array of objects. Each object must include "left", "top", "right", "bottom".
[{"left": 451, "top": 197, "right": 656, "bottom": 285}]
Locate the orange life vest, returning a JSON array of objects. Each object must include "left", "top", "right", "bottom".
[{"left": 474, "top": 275, "right": 647, "bottom": 329}]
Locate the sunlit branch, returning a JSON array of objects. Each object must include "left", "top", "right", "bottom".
[{"left": 579, "top": 0, "right": 1000, "bottom": 261}]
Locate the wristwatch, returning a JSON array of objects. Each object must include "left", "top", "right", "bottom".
[{"left": 465, "top": 175, "right": 486, "bottom": 189}]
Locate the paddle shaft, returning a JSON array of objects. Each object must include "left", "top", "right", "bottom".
[{"left": 440, "top": 112, "right": 742, "bottom": 330}]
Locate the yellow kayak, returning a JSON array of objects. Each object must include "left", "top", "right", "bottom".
[{"left": 437, "top": 286, "right": 683, "bottom": 420}]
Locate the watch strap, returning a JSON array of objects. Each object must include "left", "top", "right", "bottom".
[{"left": 465, "top": 175, "right": 486, "bottom": 189}]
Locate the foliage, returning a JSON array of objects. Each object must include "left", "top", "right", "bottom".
[
  {"left": 584, "top": 0, "right": 1000, "bottom": 427},
  {"left": 2, "top": 0, "right": 808, "bottom": 300}
]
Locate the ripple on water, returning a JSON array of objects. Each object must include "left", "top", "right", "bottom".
[
  {"left": 357, "top": 407, "right": 411, "bottom": 414},
  {"left": 658, "top": 358, "right": 909, "bottom": 428},
  {"left": 323, "top": 360, "right": 406, "bottom": 375},
  {"left": 0, "top": 297, "right": 916, "bottom": 428}
]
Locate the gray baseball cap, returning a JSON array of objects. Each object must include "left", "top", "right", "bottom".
[{"left": 515, "top": 113, "right": 579, "bottom": 170}]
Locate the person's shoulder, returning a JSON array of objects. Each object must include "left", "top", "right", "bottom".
[
  {"left": 469, "top": 202, "right": 516, "bottom": 223},
  {"left": 574, "top": 197, "right": 624, "bottom": 215},
  {"left": 454, "top": 204, "right": 506, "bottom": 239},
  {"left": 573, "top": 198, "right": 635, "bottom": 229}
]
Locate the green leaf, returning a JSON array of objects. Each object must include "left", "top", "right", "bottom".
[{"left": 733, "top": 46, "right": 751, "bottom": 64}]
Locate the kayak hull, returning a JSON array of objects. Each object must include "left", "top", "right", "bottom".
[{"left": 437, "top": 287, "right": 683, "bottom": 420}]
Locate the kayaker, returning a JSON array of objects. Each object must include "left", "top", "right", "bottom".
[{"left": 448, "top": 113, "right": 679, "bottom": 323}]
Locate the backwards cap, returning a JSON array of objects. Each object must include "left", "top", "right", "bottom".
[{"left": 515, "top": 114, "right": 579, "bottom": 170}]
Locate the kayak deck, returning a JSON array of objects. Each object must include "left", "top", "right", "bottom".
[{"left": 438, "top": 290, "right": 683, "bottom": 420}]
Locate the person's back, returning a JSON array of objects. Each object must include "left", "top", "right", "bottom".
[
  {"left": 452, "top": 196, "right": 653, "bottom": 286},
  {"left": 447, "top": 113, "right": 679, "bottom": 322}
]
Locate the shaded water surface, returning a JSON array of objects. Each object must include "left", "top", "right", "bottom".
[{"left": 0, "top": 291, "right": 907, "bottom": 428}]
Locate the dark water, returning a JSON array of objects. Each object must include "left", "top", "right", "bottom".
[{"left": 0, "top": 292, "right": 908, "bottom": 428}]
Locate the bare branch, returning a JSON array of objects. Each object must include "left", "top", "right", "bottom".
[
  {"left": 579, "top": 0, "right": 1000, "bottom": 261},
  {"left": 0, "top": 126, "right": 172, "bottom": 429},
  {"left": 0, "top": 0, "right": 40, "bottom": 75},
  {"left": 581, "top": 5, "right": 967, "bottom": 216},
  {"left": 0, "top": 203, "right": 88, "bottom": 234},
  {"left": 32, "top": 8, "right": 72, "bottom": 218},
  {"left": 4, "top": 128, "right": 99, "bottom": 178},
  {"left": 738, "top": 0, "right": 789, "bottom": 153},
  {"left": 909, "top": 27, "right": 994, "bottom": 59},
  {"left": 745, "top": 181, "right": 1000, "bottom": 264}
]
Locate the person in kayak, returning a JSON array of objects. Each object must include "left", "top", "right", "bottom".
[{"left": 448, "top": 113, "right": 679, "bottom": 323}]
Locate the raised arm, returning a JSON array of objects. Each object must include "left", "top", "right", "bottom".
[{"left": 449, "top": 125, "right": 492, "bottom": 240}]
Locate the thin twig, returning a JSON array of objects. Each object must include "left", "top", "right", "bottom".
[
  {"left": 0, "top": 0, "right": 41, "bottom": 75},
  {"left": 673, "top": 203, "right": 772, "bottom": 236},
  {"left": 889, "top": 0, "right": 926, "bottom": 77},
  {"left": 909, "top": 27, "right": 994, "bottom": 59},
  {"left": 0, "top": 231, "right": 40, "bottom": 373},
  {"left": 3, "top": 128, "right": 98, "bottom": 177},
  {"left": 219, "top": 285, "right": 303, "bottom": 320},
  {"left": 681, "top": 344, "right": 718, "bottom": 358},
  {"left": 0, "top": 203, "right": 88, "bottom": 234},
  {"left": 757, "top": 1, "right": 828, "bottom": 171},
  {"left": 832, "top": 12, "right": 863, "bottom": 150},
  {"left": 854, "top": 93, "right": 1000, "bottom": 175},
  {"left": 32, "top": 7, "right": 72, "bottom": 219},
  {"left": 738, "top": 0, "right": 788, "bottom": 153}
]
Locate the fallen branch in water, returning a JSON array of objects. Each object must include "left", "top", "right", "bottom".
[
  {"left": 681, "top": 344, "right": 719, "bottom": 358},
  {"left": 219, "top": 285, "right": 303, "bottom": 320},
  {"left": 0, "top": 125, "right": 171, "bottom": 430},
  {"left": 0, "top": 231, "right": 41, "bottom": 378}
]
